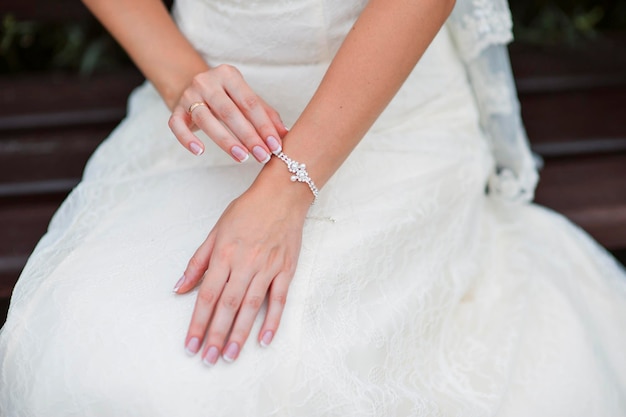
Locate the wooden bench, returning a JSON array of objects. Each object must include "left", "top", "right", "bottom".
[
  {"left": 511, "top": 35, "right": 626, "bottom": 248},
  {"left": 0, "top": 2, "right": 144, "bottom": 325},
  {"left": 1, "top": 3, "right": 625, "bottom": 322},
  {"left": 0, "top": 70, "right": 144, "bottom": 299}
]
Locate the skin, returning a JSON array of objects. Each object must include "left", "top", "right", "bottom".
[{"left": 82, "top": 0, "right": 456, "bottom": 365}]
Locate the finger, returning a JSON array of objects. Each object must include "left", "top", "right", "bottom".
[
  {"left": 222, "top": 272, "right": 273, "bottom": 362},
  {"left": 202, "top": 88, "right": 271, "bottom": 164},
  {"left": 201, "top": 272, "right": 252, "bottom": 366},
  {"left": 168, "top": 107, "right": 206, "bottom": 156},
  {"left": 260, "top": 99, "right": 289, "bottom": 140},
  {"left": 212, "top": 65, "right": 280, "bottom": 156},
  {"left": 184, "top": 261, "right": 230, "bottom": 358},
  {"left": 224, "top": 84, "right": 283, "bottom": 155},
  {"left": 193, "top": 66, "right": 266, "bottom": 161},
  {"left": 258, "top": 272, "right": 291, "bottom": 348},
  {"left": 189, "top": 101, "right": 252, "bottom": 163},
  {"left": 174, "top": 233, "right": 216, "bottom": 294}
]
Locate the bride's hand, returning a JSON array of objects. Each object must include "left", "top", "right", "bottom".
[
  {"left": 173, "top": 173, "right": 311, "bottom": 365},
  {"left": 168, "top": 64, "right": 289, "bottom": 163}
]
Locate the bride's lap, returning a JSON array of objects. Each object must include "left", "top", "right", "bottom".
[
  {"left": 0, "top": 121, "right": 493, "bottom": 403},
  {"left": 3, "top": 148, "right": 626, "bottom": 415}
]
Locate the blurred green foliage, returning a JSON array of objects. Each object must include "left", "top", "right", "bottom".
[
  {"left": 511, "top": 0, "right": 626, "bottom": 44},
  {"left": 0, "top": 14, "right": 129, "bottom": 74},
  {"left": 0, "top": 0, "right": 625, "bottom": 74}
]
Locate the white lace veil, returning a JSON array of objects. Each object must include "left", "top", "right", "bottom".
[{"left": 447, "top": 0, "right": 539, "bottom": 203}]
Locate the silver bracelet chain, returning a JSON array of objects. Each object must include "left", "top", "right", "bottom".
[{"left": 273, "top": 151, "right": 319, "bottom": 204}]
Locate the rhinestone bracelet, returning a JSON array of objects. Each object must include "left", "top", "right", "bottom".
[{"left": 273, "top": 151, "right": 319, "bottom": 204}]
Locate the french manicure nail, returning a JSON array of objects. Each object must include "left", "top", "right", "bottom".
[
  {"left": 190, "top": 142, "right": 204, "bottom": 156},
  {"left": 260, "top": 331, "right": 274, "bottom": 348},
  {"left": 173, "top": 274, "right": 186, "bottom": 293},
  {"left": 231, "top": 146, "right": 249, "bottom": 163},
  {"left": 203, "top": 346, "right": 220, "bottom": 367},
  {"left": 266, "top": 136, "right": 282, "bottom": 154},
  {"left": 185, "top": 337, "right": 200, "bottom": 356},
  {"left": 252, "top": 146, "right": 270, "bottom": 163},
  {"left": 223, "top": 342, "right": 240, "bottom": 362}
]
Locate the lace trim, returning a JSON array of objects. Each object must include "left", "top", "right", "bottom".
[
  {"left": 448, "top": 0, "right": 513, "bottom": 62},
  {"left": 455, "top": 0, "right": 513, "bottom": 61},
  {"left": 447, "top": 0, "right": 539, "bottom": 203}
]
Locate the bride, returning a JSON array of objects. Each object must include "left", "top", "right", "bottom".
[{"left": 1, "top": 0, "right": 625, "bottom": 415}]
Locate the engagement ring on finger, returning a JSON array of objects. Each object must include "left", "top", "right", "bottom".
[{"left": 188, "top": 101, "right": 208, "bottom": 115}]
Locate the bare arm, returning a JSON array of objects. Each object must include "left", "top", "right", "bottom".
[
  {"left": 177, "top": 0, "right": 456, "bottom": 365},
  {"left": 82, "top": 0, "right": 287, "bottom": 162},
  {"left": 81, "top": 0, "right": 207, "bottom": 108},
  {"left": 256, "top": 0, "right": 456, "bottom": 193}
]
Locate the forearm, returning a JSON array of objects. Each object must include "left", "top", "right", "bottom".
[
  {"left": 82, "top": 0, "right": 209, "bottom": 108},
  {"left": 253, "top": 0, "right": 455, "bottom": 203}
]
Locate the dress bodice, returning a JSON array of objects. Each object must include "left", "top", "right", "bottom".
[{"left": 173, "top": 0, "right": 368, "bottom": 66}]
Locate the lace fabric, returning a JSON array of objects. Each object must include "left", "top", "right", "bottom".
[{"left": 447, "top": 0, "right": 539, "bottom": 202}]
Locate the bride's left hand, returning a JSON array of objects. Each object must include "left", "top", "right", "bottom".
[{"left": 173, "top": 177, "right": 311, "bottom": 366}]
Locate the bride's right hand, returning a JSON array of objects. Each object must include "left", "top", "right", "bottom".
[
  {"left": 168, "top": 64, "right": 289, "bottom": 163},
  {"left": 173, "top": 162, "right": 312, "bottom": 366}
]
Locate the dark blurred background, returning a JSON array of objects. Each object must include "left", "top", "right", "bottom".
[
  {"left": 1, "top": 0, "right": 624, "bottom": 75},
  {"left": 0, "top": 0, "right": 625, "bottom": 324}
]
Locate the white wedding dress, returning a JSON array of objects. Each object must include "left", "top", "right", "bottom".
[{"left": 1, "top": 0, "right": 625, "bottom": 416}]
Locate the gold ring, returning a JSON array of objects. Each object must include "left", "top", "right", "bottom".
[{"left": 188, "top": 101, "right": 208, "bottom": 115}]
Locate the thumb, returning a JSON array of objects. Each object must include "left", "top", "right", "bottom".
[{"left": 173, "top": 233, "right": 216, "bottom": 294}]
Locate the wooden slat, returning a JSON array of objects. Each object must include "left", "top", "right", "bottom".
[
  {"left": 0, "top": 180, "right": 79, "bottom": 198},
  {"left": 519, "top": 87, "right": 626, "bottom": 144},
  {"left": 509, "top": 34, "right": 626, "bottom": 81},
  {"left": 516, "top": 73, "right": 626, "bottom": 94},
  {"left": 0, "top": 197, "right": 64, "bottom": 257},
  {"left": 0, "top": 109, "right": 128, "bottom": 131},
  {"left": 0, "top": 70, "right": 144, "bottom": 130},
  {"left": 0, "top": 256, "right": 27, "bottom": 273},
  {"left": 534, "top": 153, "right": 626, "bottom": 248},
  {"left": 532, "top": 138, "right": 626, "bottom": 158},
  {"left": 0, "top": 126, "right": 112, "bottom": 185},
  {"left": 511, "top": 34, "right": 626, "bottom": 149},
  {"left": 0, "top": 195, "right": 66, "bottom": 298}
]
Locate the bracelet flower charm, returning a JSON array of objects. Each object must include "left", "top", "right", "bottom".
[{"left": 274, "top": 151, "right": 319, "bottom": 204}]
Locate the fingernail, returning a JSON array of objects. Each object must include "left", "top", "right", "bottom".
[
  {"left": 252, "top": 146, "right": 271, "bottom": 163},
  {"left": 223, "top": 342, "right": 240, "bottom": 362},
  {"left": 173, "top": 274, "right": 186, "bottom": 293},
  {"left": 203, "top": 346, "right": 220, "bottom": 367},
  {"left": 231, "top": 146, "right": 249, "bottom": 163},
  {"left": 185, "top": 337, "right": 200, "bottom": 356},
  {"left": 190, "top": 142, "right": 204, "bottom": 156},
  {"left": 266, "top": 136, "right": 282, "bottom": 154},
  {"left": 260, "top": 331, "right": 274, "bottom": 348}
]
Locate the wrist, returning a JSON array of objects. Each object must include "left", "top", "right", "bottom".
[
  {"left": 160, "top": 61, "right": 211, "bottom": 110},
  {"left": 250, "top": 157, "right": 316, "bottom": 215},
  {"left": 273, "top": 150, "right": 319, "bottom": 204}
]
